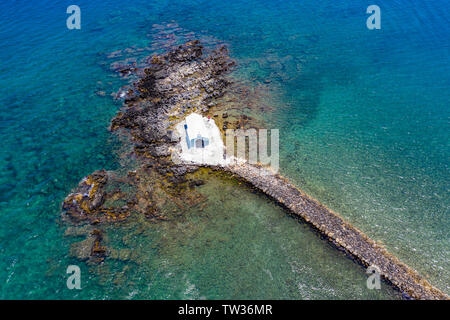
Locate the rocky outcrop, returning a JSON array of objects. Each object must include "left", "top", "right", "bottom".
[
  {"left": 63, "top": 40, "right": 235, "bottom": 222},
  {"left": 62, "top": 41, "right": 235, "bottom": 264},
  {"left": 63, "top": 169, "right": 129, "bottom": 224}
]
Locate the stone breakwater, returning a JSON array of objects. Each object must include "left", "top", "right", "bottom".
[{"left": 211, "top": 162, "right": 449, "bottom": 300}]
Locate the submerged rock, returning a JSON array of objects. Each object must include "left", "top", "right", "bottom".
[
  {"left": 63, "top": 169, "right": 108, "bottom": 220},
  {"left": 62, "top": 40, "right": 235, "bottom": 264}
]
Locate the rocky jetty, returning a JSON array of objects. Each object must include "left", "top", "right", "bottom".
[{"left": 216, "top": 162, "right": 449, "bottom": 300}]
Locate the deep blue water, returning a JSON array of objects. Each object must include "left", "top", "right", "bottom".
[{"left": 0, "top": 0, "right": 448, "bottom": 298}]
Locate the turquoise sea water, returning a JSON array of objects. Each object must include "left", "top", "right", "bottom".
[{"left": 0, "top": 0, "right": 448, "bottom": 298}]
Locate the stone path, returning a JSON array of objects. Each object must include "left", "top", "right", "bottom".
[{"left": 213, "top": 162, "right": 449, "bottom": 300}]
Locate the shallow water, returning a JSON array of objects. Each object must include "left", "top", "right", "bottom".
[{"left": 0, "top": 0, "right": 448, "bottom": 298}]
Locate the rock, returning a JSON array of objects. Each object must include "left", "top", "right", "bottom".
[
  {"left": 63, "top": 40, "right": 236, "bottom": 264},
  {"left": 89, "top": 192, "right": 104, "bottom": 211},
  {"left": 118, "top": 249, "right": 131, "bottom": 261}
]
